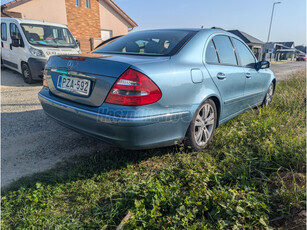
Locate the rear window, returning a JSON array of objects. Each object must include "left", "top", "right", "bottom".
[
  {"left": 94, "top": 30, "right": 196, "bottom": 56},
  {"left": 205, "top": 40, "right": 219, "bottom": 64}
]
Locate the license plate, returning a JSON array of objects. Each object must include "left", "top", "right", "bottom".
[{"left": 57, "top": 75, "right": 91, "bottom": 96}]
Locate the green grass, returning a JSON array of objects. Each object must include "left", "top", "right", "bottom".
[{"left": 2, "top": 72, "right": 306, "bottom": 229}]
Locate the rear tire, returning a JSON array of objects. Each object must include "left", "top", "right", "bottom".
[
  {"left": 185, "top": 99, "right": 217, "bottom": 151},
  {"left": 22, "top": 63, "right": 34, "bottom": 84}
]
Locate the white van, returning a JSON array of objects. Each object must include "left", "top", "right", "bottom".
[{"left": 1, "top": 18, "right": 81, "bottom": 83}]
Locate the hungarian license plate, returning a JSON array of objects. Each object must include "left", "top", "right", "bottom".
[{"left": 57, "top": 75, "right": 90, "bottom": 96}]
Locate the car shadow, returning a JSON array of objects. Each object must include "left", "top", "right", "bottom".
[
  {"left": 1, "top": 109, "right": 180, "bottom": 193},
  {"left": 1, "top": 66, "right": 42, "bottom": 87},
  {"left": 2, "top": 143, "right": 178, "bottom": 193}
]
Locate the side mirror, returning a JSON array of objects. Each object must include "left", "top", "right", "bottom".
[
  {"left": 256, "top": 61, "right": 270, "bottom": 70},
  {"left": 76, "top": 40, "right": 81, "bottom": 47},
  {"left": 11, "top": 37, "right": 21, "bottom": 47}
]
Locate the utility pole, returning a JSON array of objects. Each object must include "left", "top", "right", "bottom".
[{"left": 267, "top": 2, "right": 281, "bottom": 42}]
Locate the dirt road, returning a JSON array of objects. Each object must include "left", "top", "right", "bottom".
[{"left": 1, "top": 61, "right": 305, "bottom": 188}]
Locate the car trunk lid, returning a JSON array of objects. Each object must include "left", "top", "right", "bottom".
[{"left": 45, "top": 53, "right": 169, "bottom": 107}]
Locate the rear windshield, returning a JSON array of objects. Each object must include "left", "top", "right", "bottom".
[{"left": 93, "top": 30, "right": 196, "bottom": 56}]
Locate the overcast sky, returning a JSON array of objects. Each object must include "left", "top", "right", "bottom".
[{"left": 2, "top": 0, "right": 306, "bottom": 45}]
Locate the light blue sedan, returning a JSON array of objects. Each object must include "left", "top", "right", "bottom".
[{"left": 38, "top": 28, "right": 275, "bottom": 150}]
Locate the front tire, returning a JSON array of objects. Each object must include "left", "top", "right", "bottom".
[
  {"left": 185, "top": 99, "right": 217, "bottom": 151},
  {"left": 22, "top": 63, "right": 34, "bottom": 84},
  {"left": 262, "top": 82, "right": 274, "bottom": 106}
]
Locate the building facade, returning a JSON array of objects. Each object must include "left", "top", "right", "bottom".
[
  {"left": 262, "top": 42, "right": 296, "bottom": 61},
  {"left": 2, "top": 0, "right": 137, "bottom": 52}
]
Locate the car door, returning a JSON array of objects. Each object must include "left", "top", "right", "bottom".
[
  {"left": 1, "top": 22, "right": 11, "bottom": 66},
  {"left": 231, "top": 37, "right": 266, "bottom": 107},
  {"left": 8, "top": 23, "right": 25, "bottom": 71},
  {"left": 204, "top": 35, "right": 246, "bottom": 119}
]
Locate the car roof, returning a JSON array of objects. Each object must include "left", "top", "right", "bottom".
[
  {"left": 0, "top": 17, "right": 68, "bottom": 28},
  {"left": 130, "top": 28, "right": 236, "bottom": 36},
  {"left": 132, "top": 28, "right": 202, "bottom": 33}
]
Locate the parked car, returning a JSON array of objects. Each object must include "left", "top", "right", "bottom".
[
  {"left": 296, "top": 54, "right": 307, "bottom": 61},
  {"left": 38, "top": 28, "right": 275, "bottom": 150},
  {"left": 1, "top": 18, "right": 81, "bottom": 84}
]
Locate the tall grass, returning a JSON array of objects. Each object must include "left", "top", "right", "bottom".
[{"left": 1, "top": 72, "right": 306, "bottom": 229}]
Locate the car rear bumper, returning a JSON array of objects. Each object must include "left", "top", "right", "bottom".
[{"left": 38, "top": 90, "right": 191, "bottom": 149}]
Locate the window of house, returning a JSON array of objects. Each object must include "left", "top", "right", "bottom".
[
  {"left": 1, "top": 23, "right": 7, "bottom": 41},
  {"left": 75, "top": 0, "right": 81, "bottom": 7},
  {"left": 205, "top": 40, "right": 219, "bottom": 64},
  {"left": 212, "top": 35, "right": 237, "bottom": 66},
  {"left": 232, "top": 38, "right": 256, "bottom": 68},
  {"left": 85, "top": 0, "right": 90, "bottom": 8},
  {"left": 101, "top": 30, "right": 112, "bottom": 40}
]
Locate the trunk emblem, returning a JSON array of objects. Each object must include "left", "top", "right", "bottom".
[{"left": 67, "top": 60, "right": 74, "bottom": 70}]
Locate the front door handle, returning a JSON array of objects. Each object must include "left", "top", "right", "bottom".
[
  {"left": 1, "top": 42, "right": 3, "bottom": 48},
  {"left": 217, "top": 72, "right": 226, "bottom": 79},
  {"left": 246, "top": 72, "right": 251, "bottom": 78}
]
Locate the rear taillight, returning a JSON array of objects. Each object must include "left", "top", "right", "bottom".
[
  {"left": 105, "top": 68, "right": 162, "bottom": 106},
  {"left": 43, "top": 69, "right": 49, "bottom": 88}
]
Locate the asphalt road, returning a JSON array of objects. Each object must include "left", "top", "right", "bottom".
[
  {"left": 269, "top": 61, "right": 306, "bottom": 81},
  {"left": 1, "top": 61, "right": 306, "bottom": 188}
]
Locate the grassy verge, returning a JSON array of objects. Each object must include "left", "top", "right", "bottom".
[{"left": 2, "top": 72, "right": 306, "bottom": 229}]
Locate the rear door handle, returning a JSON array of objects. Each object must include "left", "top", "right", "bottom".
[
  {"left": 217, "top": 72, "right": 226, "bottom": 79},
  {"left": 1, "top": 42, "right": 3, "bottom": 48},
  {"left": 246, "top": 72, "right": 251, "bottom": 78}
]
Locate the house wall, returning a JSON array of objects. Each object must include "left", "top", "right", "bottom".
[
  {"left": 65, "top": 0, "right": 101, "bottom": 53},
  {"left": 99, "top": 0, "right": 130, "bottom": 38},
  {"left": 6, "top": 0, "right": 134, "bottom": 52},
  {"left": 8, "top": 0, "right": 68, "bottom": 25}
]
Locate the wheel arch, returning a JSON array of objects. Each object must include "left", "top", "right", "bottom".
[
  {"left": 197, "top": 94, "right": 222, "bottom": 128},
  {"left": 209, "top": 96, "right": 221, "bottom": 128},
  {"left": 21, "top": 60, "right": 29, "bottom": 71}
]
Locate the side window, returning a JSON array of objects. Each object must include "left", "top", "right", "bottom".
[
  {"left": 1, "top": 23, "right": 7, "bottom": 41},
  {"left": 10, "top": 23, "right": 22, "bottom": 39},
  {"left": 205, "top": 40, "right": 219, "bottom": 64},
  {"left": 213, "top": 35, "right": 237, "bottom": 66},
  {"left": 232, "top": 38, "right": 256, "bottom": 68},
  {"left": 10, "top": 23, "right": 23, "bottom": 47}
]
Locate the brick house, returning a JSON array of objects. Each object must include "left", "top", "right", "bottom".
[{"left": 1, "top": 0, "right": 137, "bottom": 52}]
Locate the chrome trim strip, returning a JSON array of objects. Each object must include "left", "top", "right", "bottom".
[
  {"left": 224, "top": 91, "right": 264, "bottom": 104},
  {"left": 50, "top": 69, "right": 97, "bottom": 80}
]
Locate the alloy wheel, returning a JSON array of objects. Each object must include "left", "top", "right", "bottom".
[
  {"left": 194, "top": 103, "right": 215, "bottom": 146},
  {"left": 23, "top": 68, "right": 30, "bottom": 80},
  {"left": 265, "top": 83, "right": 274, "bottom": 106}
]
